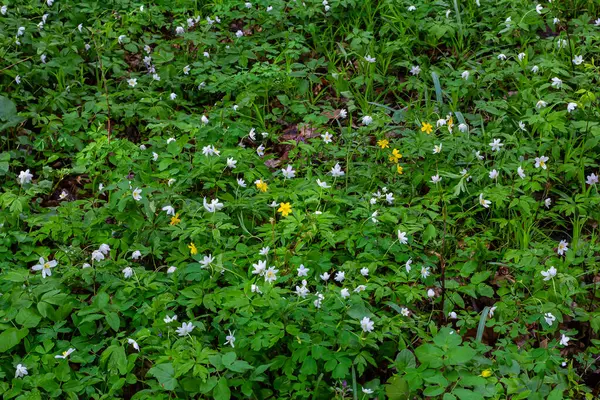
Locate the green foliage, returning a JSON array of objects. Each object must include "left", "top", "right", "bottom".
[{"left": 1, "top": 0, "right": 600, "bottom": 399}]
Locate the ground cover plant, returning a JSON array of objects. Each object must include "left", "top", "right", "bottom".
[{"left": 1, "top": 0, "right": 600, "bottom": 398}]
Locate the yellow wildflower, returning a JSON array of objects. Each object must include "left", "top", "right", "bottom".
[
  {"left": 480, "top": 369, "right": 492, "bottom": 378},
  {"left": 277, "top": 202, "right": 292, "bottom": 217},
  {"left": 421, "top": 122, "right": 433, "bottom": 134},
  {"left": 377, "top": 139, "right": 389, "bottom": 149},
  {"left": 389, "top": 149, "right": 402, "bottom": 163},
  {"left": 255, "top": 179, "right": 268, "bottom": 192},
  {"left": 170, "top": 213, "right": 181, "bottom": 226},
  {"left": 447, "top": 117, "right": 454, "bottom": 131},
  {"left": 397, "top": 165, "right": 403, "bottom": 175},
  {"left": 188, "top": 242, "right": 198, "bottom": 255}
]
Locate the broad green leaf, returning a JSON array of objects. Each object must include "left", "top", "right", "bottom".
[
  {"left": 415, "top": 344, "right": 444, "bottom": 368},
  {"left": 213, "top": 376, "right": 231, "bottom": 400},
  {"left": 0, "top": 328, "right": 29, "bottom": 352},
  {"left": 385, "top": 375, "right": 410, "bottom": 400},
  {"left": 16, "top": 308, "right": 42, "bottom": 328},
  {"left": 148, "top": 363, "right": 177, "bottom": 390},
  {"left": 105, "top": 312, "right": 120, "bottom": 332}
]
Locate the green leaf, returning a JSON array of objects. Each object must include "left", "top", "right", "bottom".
[
  {"left": 300, "top": 356, "right": 318, "bottom": 375},
  {"left": 433, "top": 328, "right": 462, "bottom": 348},
  {"left": 148, "top": 363, "right": 177, "bottom": 390},
  {"left": 228, "top": 360, "right": 254, "bottom": 373},
  {"left": 347, "top": 302, "right": 370, "bottom": 319},
  {"left": 16, "top": 308, "right": 42, "bottom": 328},
  {"left": 105, "top": 312, "right": 120, "bottom": 332},
  {"left": 37, "top": 302, "right": 53, "bottom": 319},
  {"left": 422, "top": 224, "right": 437, "bottom": 244},
  {"left": 460, "top": 261, "right": 478, "bottom": 277},
  {"left": 0, "top": 96, "right": 18, "bottom": 119},
  {"left": 415, "top": 344, "right": 444, "bottom": 368},
  {"left": 470, "top": 271, "right": 490, "bottom": 285},
  {"left": 0, "top": 152, "right": 9, "bottom": 175},
  {"left": 452, "top": 388, "right": 484, "bottom": 400},
  {"left": 3, "top": 270, "right": 28, "bottom": 282},
  {"left": 101, "top": 345, "right": 128, "bottom": 376},
  {"left": 394, "top": 349, "right": 416, "bottom": 370},
  {"left": 547, "top": 388, "right": 564, "bottom": 400},
  {"left": 0, "top": 328, "right": 29, "bottom": 352},
  {"left": 221, "top": 351, "right": 236, "bottom": 367},
  {"left": 213, "top": 376, "right": 231, "bottom": 400},
  {"left": 0, "top": 95, "right": 25, "bottom": 131},
  {"left": 424, "top": 386, "right": 446, "bottom": 396},
  {"left": 385, "top": 375, "right": 409, "bottom": 400},
  {"left": 446, "top": 346, "right": 477, "bottom": 365},
  {"left": 476, "top": 307, "right": 490, "bottom": 343},
  {"left": 431, "top": 72, "right": 444, "bottom": 106}
]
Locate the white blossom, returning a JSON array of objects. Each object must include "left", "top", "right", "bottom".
[
  {"left": 176, "top": 322, "right": 195, "bottom": 336},
  {"left": 489, "top": 139, "right": 503, "bottom": 151},
  {"left": 544, "top": 312, "right": 556, "bottom": 326},
  {"left": 224, "top": 330, "right": 236, "bottom": 348},
  {"left": 122, "top": 267, "right": 133, "bottom": 279},
  {"left": 330, "top": 163, "right": 345, "bottom": 177},
  {"left": 127, "top": 338, "right": 140, "bottom": 351},
  {"left": 15, "top": 364, "right": 28, "bottom": 379},
  {"left": 281, "top": 165, "right": 296, "bottom": 179},
  {"left": 479, "top": 194, "right": 491, "bottom": 208},
  {"left": 360, "top": 317, "right": 374, "bottom": 333},
  {"left": 18, "top": 170, "right": 33, "bottom": 185},
  {"left": 541, "top": 266, "right": 557, "bottom": 281},
  {"left": 557, "top": 240, "right": 569, "bottom": 255}
]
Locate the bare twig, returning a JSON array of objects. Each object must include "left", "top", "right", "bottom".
[{"left": 0, "top": 56, "right": 32, "bottom": 72}]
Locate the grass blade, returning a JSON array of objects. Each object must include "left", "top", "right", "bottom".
[
  {"left": 454, "top": 111, "right": 466, "bottom": 125},
  {"left": 453, "top": 0, "right": 463, "bottom": 41},
  {"left": 476, "top": 306, "right": 490, "bottom": 342},
  {"left": 431, "top": 71, "right": 444, "bottom": 106},
  {"left": 312, "top": 373, "right": 324, "bottom": 400},
  {"left": 352, "top": 365, "right": 358, "bottom": 400}
]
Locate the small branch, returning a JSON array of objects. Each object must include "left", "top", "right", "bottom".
[{"left": 0, "top": 56, "right": 33, "bottom": 72}]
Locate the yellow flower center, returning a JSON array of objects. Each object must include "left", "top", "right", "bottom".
[{"left": 44, "top": 263, "right": 51, "bottom": 269}]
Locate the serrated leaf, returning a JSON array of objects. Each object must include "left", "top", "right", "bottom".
[
  {"left": 385, "top": 375, "right": 409, "bottom": 400},
  {"left": 148, "top": 363, "right": 177, "bottom": 390}
]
